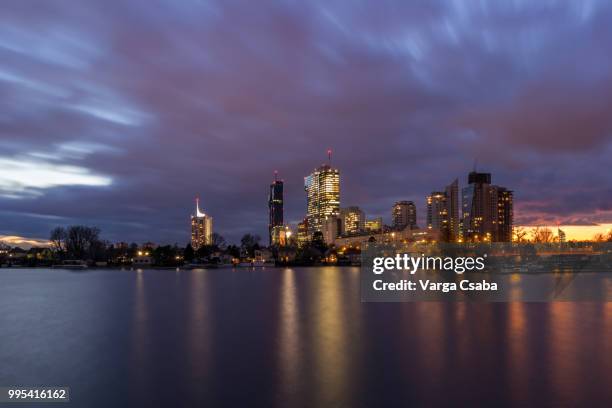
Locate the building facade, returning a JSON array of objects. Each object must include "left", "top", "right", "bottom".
[
  {"left": 392, "top": 201, "right": 417, "bottom": 230},
  {"left": 445, "top": 179, "right": 459, "bottom": 241},
  {"left": 322, "top": 215, "right": 341, "bottom": 245},
  {"left": 427, "top": 192, "right": 448, "bottom": 239},
  {"left": 191, "top": 197, "right": 213, "bottom": 250},
  {"left": 334, "top": 227, "right": 440, "bottom": 250},
  {"left": 340, "top": 206, "right": 365, "bottom": 235},
  {"left": 297, "top": 219, "right": 309, "bottom": 248},
  {"left": 304, "top": 164, "right": 340, "bottom": 237},
  {"left": 365, "top": 217, "right": 383, "bottom": 233},
  {"left": 493, "top": 186, "right": 513, "bottom": 242},
  {"left": 461, "top": 172, "right": 513, "bottom": 242},
  {"left": 426, "top": 179, "right": 460, "bottom": 242},
  {"left": 268, "top": 174, "right": 284, "bottom": 245},
  {"left": 271, "top": 225, "right": 292, "bottom": 247}
]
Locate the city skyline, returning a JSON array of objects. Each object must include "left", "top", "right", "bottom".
[
  {"left": 1, "top": 1, "right": 612, "bottom": 245},
  {"left": 2, "top": 153, "right": 612, "bottom": 247}
]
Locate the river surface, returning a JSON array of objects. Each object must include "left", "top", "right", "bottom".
[{"left": 0, "top": 267, "right": 611, "bottom": 407}]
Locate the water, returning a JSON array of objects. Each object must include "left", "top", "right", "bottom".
[{"left": 0, "top": 267, "right": 611, "bottom": 407}]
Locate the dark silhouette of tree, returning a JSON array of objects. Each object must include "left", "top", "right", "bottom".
[
  {"left": 195, "top": 244, "right": 214, "bottom": 259},
  {"left": 226, "top": 245, "right": 240, "bottom": 259},
  {"left": 183, "top": 243, "right": 195, "bottom": 262},
  {"left": 128, "top": 243, "right": 138, "bottom": 258},
  {"left": 152, "top": 245, "right": 181, "bottom": 266},
  {"left": 311, "top": 231, "right": 327, "bottom": 253},
  {"left": 513, "top": 226, "right": 528, "bottom": 243},
  {"left": 240, "top": 234, "right": 261, "bottom": 257},
  {"left": 66, "top": 226, "right": 101, "bottom": 259},
  {"left": 531, "top": 226, "right": 554, "bottom": 243},
  {"left": 49, "top": 227, "right": 67, "bottom": 259},
  {"left": 49, "top": 225, "right": 103, "bottom": 260},
  {"left": 211, "top": 233, "right": 227, "bottom": 250}
]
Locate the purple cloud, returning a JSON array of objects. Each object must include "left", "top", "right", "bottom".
[{"left": 1, "top": 0, "right": 611, "bottom": 244}]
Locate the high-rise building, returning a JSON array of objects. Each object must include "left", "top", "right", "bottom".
[
  {"left": 445, "top": 179, "right": 459, "bottom": 241},
  {"left": 268, "top": 172, "right": 284, "bottom": 245},
  {"left": 392, "top": 201, "right": 417, "bottom": 230},
  {"left": 426, "top": 179, "right": 459, "bottom": 242},
  {"left": 493, "top": 186, "right": 513, "bottom": 242},
  {"left": 340, "top": 206, "right": 365, "bottom": 235},
  {"left": 304, "top": 163, "right": 340, "bottom": 237},
  {"left": 191, "top": 197, "right": 213, "bottom": 250},
  {"left": 461, "top": 172, "right": 491, "bottom": 242},
  {"left": 427, "top": 192, "right": 448, "bottom": 239},
  {"left": 461, "top": 172, "right": 513, "bottom": 242}
]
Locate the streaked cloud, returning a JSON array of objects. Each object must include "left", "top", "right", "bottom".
[
  {"left": 0, "top": 0, "right": 611, "bottom": 243},
  {"left": 0, "top": 157, "right": 112, "bottom": 198},
  {"left": 0, "top": 235, "right": 51, "bottom": 248}
]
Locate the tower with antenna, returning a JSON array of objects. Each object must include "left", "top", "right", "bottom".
[
  {"left": 269, "top": 171, "right": 284, "bottom": 245},
  {"left": 191, "top": 195, "right": 213, "bottom": 250},
  {"left": 304, "top": 150, "right": 340, "bottom": 237}
]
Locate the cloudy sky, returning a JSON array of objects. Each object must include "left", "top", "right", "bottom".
[{"left": 1, "top": 0, "right": 611, "bottom": 245}]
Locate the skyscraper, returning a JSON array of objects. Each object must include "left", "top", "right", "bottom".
[
  {"left": 493, "top": 186, "right": 513, "bottom": 242},
  {"left": 425, "top": 179, "right": 459, "bottom": 242},
  {"left": 427, "top": 192, "right": 448, "bottom": 239},
  {"left": 268, "top": 172, "right": 284, "bottom": 245},
  {"left": 191, "top": 197, "right": 213, "bottom": 250},
  {"left": 445, "top": 179, "right": 459, "bottom": 242},
  {"left": 461, "top": 172, "right": 492, "bottom": 242},
  {"left": 304, "top": 161, "right": 340, "bottom": 237},
  {"left": 461, "top": 172, "right": 513, "bottom": 242},
  {"left": 392, "top": 201, "right": 417, "bottom": 230}
]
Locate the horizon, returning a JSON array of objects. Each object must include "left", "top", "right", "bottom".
[{"left": 3, "top": 221, "right": 612, "bottom": 250}]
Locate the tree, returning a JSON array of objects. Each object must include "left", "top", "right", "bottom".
[
  {"left": 0, "top": 243, "right": 9, "bottom": 264},
  {"left": 211, "top": 233, "right": 227, "bottom": 250},
  {"left": 195, "top": 244, "right": 215, "bottom": 259},
  {"left": 513, "top": 226, "right": 528, "bottom": 243},
  {"left": 49, "top": 227, "right": 67, "bottom": 258},
  {"left": 51, "top": 225, "right": 103, "bottom": 260},
  {"left": 89, "top": 239, "right": 109, "bottom": 262},
  {"left": 295, "top": 245, "right": 324, "bottom": 265},
  {"left": 183, "top": 243, "right": 195, "bottom": 262},
  {"left": 226, "top": 245, "right": 240, "bottom": 259},
  {"left": 311, "top": 231, "right": 328, "bottom": 253},
  {"left": 128, "top": 243, "right": 139, "bottom": 258},
  {"left": 240, "top": 234, "right": 261, "bottom": 257},
  {"left": 152, "top": 245, "right": 181, "bottom": 266},
  {"left": 531, "top": 226, "right": 554, "bottom": 243},
  {"left": 593, "top": 233, "right": 606, "bottom": 242}
]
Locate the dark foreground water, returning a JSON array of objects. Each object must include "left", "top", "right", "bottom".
[{"left": 0, "top": 267, "right": 611, "bottom": 407}]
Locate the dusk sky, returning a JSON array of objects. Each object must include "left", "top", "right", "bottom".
[{"left": 1, "top": 0, "right": 612, "bottom": 245}]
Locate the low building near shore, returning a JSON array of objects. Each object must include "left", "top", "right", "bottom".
[
  {"left": 334, "top": 227, "right": 440, "bottom": 250},
  {"left": 132, "top": 255, "right": 154, "bottom": 266}
]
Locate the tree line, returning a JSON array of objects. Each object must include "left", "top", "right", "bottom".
[{"left": 513, "top": 226, "right": 612, "bottom": 243}]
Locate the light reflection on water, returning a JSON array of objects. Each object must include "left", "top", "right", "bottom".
[
  {"left": 0, "top": 267, "right": 610, "bottom": 407},
  {"left": 277, "top": 268, "right": 300, "bottom": 406}
]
